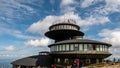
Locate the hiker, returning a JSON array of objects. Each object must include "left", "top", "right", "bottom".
[
  {"left": 51, "top": 64, "right": 56, "bottom": 68},
  {"left": 76, "top": 60, "right": 80, "bottom": 68}
]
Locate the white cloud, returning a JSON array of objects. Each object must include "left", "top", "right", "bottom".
[
  {"left": 27, "top": 12, "right": 110, "bottom": 34},
  {"left": 0, "top": 27, "right": 36, "bottom": 39},
  {"left": 81, "top": 0, "right": 120, "bottom": 14},
  {"left": 27, "top": 15, "right": 58, "bottom": 34},
  {"left": 105, "top": 0, "right": 120, "bottom": 12},
  {"left": 109, "top": 47, "right": 120, "bottom": 59},
  {"left": 60, "top": 0, "right": 77, "bottom": 13},
  {"left": 61, "top": 0, "right": 75, "bottom": 6},
  {"left": 98, "top": 28, "right": 120, "bottom": 58},
  {"left": 0, "top": 54, "right": 29, "bottom": 58},
  {"left": 81, "top": 0, "right": 95, "bottom": 8},
  {"left": 0, "top": 0, "right": 36, "bottom": 24},
  {"left": 25, "top": 38, "right": 51, "bottom": 47},
  {"left": 4, "top": 45, "right": 15, "bottom": 51},
  {"left": 98, "top": 28, "right": 120, "bottom": 46},
  {"left": 94, "top": 0, "right": 120, "bottom": 16}
]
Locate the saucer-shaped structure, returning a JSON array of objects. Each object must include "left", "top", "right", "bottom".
[{"left": 45, "top": 19, "right": 112, "bottom": 66}]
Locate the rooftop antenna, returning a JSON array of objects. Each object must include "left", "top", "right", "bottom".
[
  {"left": 68, "top": 19, "right": 70, "bottom": 23},
  {"left": 64, "top": 14, "right": 65, "bottom": 23},
  {"left": 64, "top": 14, "right": 67, "bottom": 23}
]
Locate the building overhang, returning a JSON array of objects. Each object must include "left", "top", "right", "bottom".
[
  {"left": 48, "top": 39, "right": 112, "bottom": 47},
  {"left": 45, "top": 30, "right": 84, "bottom": 40}
]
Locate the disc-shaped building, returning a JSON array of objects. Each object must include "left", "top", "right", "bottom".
[{"left": 12, "top": 19, "right": 112, "bottom": 68}]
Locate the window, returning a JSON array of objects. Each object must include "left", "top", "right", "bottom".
[
  {"left": 61, "top": 25, "right": 63, "bottom": 29},
  {"left": 56, "top": 26, "right": 59, "bottom": 30},
  {"left": 66, "top": 25, "right": 68, "bottom": 29},
  {"left": 54, "top": 46, "right": 56, "bottom": 51},
  {"left": 63, "top": 44, "right": 66, "bottom": 51},
  {"left": 74, "top": 44, "right": 79, "bottom": 51},
  {"left": 56, "top": 45, "right": 58, "bottom": 51},
  {"left": 58, "top": 45, "right": 60, "bottom": 51},
  {"left": 88, "top": 44, "right": 93, "bottom": 50},
  {"left": 59, "top": 45, "right": 62, "bottom": 51},
  {"left": 73, "top": 26, "right": 75, "bottom": 30},
  {"left": 71, "top": 26, "right": 73, "bottom": 29},
  {"left": 57, "top": 26, "right": 60, "bottom": 30},
  {"left": 61, "top": 45, "right": 63, "bottom": 51},
  {"left": 105, "top": 45, "right": 108, "bottom": 51},
  {"left": 66, "top": 44, "right": 69, "bottom": 51},
  {"left": 96, "top": 45, "right": 100, "bottom": 51},
  {"left": 63, "top": 25, "right": 65, "bottom": 29},
  {"left": 103, "top": 45, "right": 105, "bottom": 51},
  {"left": 93, "top": 44, "right": 96, "bottom": 50},
  {"left": 79, "top": 44, "right": 83, "bottom": 50},
  {"left": 51, "top": 46, "right": 54, "bottom": 51},
  {"left": 68, "top": 25, "right": 71, "bottom": 29},
  {"left": 70, "top": 44, "right": 74, "bottom": 51},
  {"left": 70, "top": 26, "right": 73, "bottom": 29},
  {"left": 100, "top": 45, "right": 103, "bottom": 51},
  {"left": 84, "top": 44, "right": 88, "bottom": 51},
  {"left": 60, "top": 25, "right": 62, "bottom": 29}
]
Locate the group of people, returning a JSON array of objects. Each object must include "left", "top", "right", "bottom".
[{"left": 51, "top": 61, "right": 84, "bottom": 68}]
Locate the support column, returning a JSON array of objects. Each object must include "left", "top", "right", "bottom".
[
  {"left": 102, "top": 59, "right": 104, "bottom": 63},
  {"left": 88, "top": 59, "right": 91, "bottom": 64},
  {"left": 85, "top": 59, "right": 87, "bottom": 64},
  {"left": 96, "top": 59, "right": 99, "bottom": 64}
]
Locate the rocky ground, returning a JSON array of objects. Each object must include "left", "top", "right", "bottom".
[{"left": 85, "top": 62, "right": 120, "bottom": 68}]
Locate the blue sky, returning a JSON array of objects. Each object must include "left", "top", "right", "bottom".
[{"left": 0, "top": 0, "right": 120, "bottom": 59}]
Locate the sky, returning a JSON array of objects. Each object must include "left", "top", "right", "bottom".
[{"left": 0, "top": 0, "right": 120, "bottom": 59}]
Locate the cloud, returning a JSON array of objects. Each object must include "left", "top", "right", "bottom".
[
  {"left": 61, "top": 0, "right": 75, "bottom": 6},
  {"left": 4, "top": 45, "right": 15, "bottom": 51},
  {"left": 98, "top": 28, "right": 120, "bottom": 58},
  {"left": 27, "top": 15, "right": 58, "bottom": 34},
  {"left": 0, "top": 54, "right": 30, "bottom": 58},
  {"left": 98, "top": 28, "right": 120, "bottom": 46},
  {"left": 80, "top": 0, "right": 120, "bottom": 14},
  {"left": 105, "top": 0, "right": 120, "bottom": 12},
  {"left": 93, "top": 0, "right": 120, "bottom": 16},
  {"left": 26, "top": 0, "right": 113, "bottom": 35},
  {"left": 25, "top": 38, "right": 51, "bottom": 47},
  {"left": 0, "top": 0, "right": 36, "bottom": 24},
  {"left": 0, "top": 27, "right": 36, "bottom": 39},
  {"left": 109, "top": 47, "right": 120, "bottom": 59},
  {"left": 27, "top": 12, "right": 110, "bottom": 35},
  {"left": 60, "top": 0, "right": 77, "bottom": 13},
  {"left": 80, "top": 0, "right": 95, "bottom": 8}
]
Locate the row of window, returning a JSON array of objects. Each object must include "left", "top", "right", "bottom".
[
  {"left": 50, "top": 25, "right": 78, "bottom": 31},
  {"left": 50, "top": 44, "right": 108, "bottom": 52}
]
